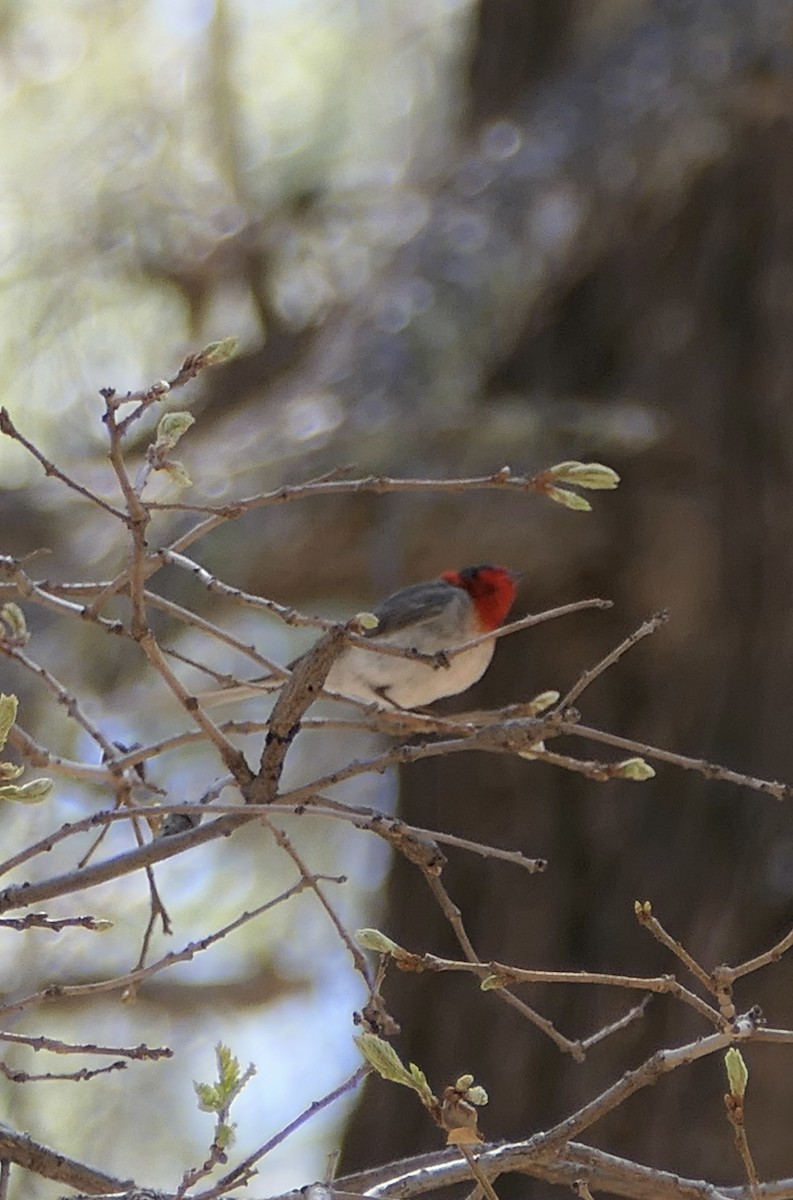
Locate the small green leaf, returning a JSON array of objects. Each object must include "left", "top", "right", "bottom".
[
  {"left": 214, "top": 1043, "right": 241, "bottom": 1100},
  {"left": 194, "top": 1044, "right": 254, "bottom": 1118},
  {"left": 548, "top": 461, "right": 620, "bottom": 489},
  {"left": 0, "top": 762, "right": 24, "bottom": 782},
  {"left": 0, "top": 695, "right": 18, "bottom": 750},
  {"left": 545, "top": 486, "right": 592, "bottom": 512},
  {"left": 480, "top": 974, "right": 504, "bottom": 991},
  {"left": 526, "top": 690, "right": 559, "bottom": 714},
  {"left": 466, "top": 1085, "right": 488, "bottom": 1106},
  {"left": 356, "top": 929, "right": 401, "bottom": 954},
  {"left": 216, "top": 1122, "right": 236, "bottom": 1151},
  {"left": 155, "top": 411, "right": 195, "bottom": 450},
  {"left": 0, "top": 604, "right": 28, "bottom": 644},
  {"left": 407, "top": 1062, "right": 435, "bottom": 1106},
  {"left": 613, "top": 757, "right": 656, "bottom": 781},
  {"left": 725, "top": 1048, "right": 749, "bottom": 1099},
  {"left": 201, "top": 337, "right": 238, "bottom": 366},
  {"left": 194, "top": 1081, "right": 221, "bottom": 1113},
  {"left": 353, "top": 611, "right": 380, "bottom": 631},
  {"left": 0, "top": 777, "right": 53, "bottom": 803},
  {"left": 356, "top": 1033, "right": 412, "bottom": 1085},
  {"left": 161, "top": 460, "right": 193, "bottom": 489},
  {"left": 356, "top": 1033, "right": 416, "bottom": 1090}
]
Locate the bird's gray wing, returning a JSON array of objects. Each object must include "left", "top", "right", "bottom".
[
  {"left": 367, "top": 580, "right": 456, "bottom": 637},
  {"left": 286, "top": 581, "right": 457, "bottom": 669}
]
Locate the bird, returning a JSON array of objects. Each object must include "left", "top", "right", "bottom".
[
  {"left": 323, "top": 564, "right": 520, "bottom": 708},
  {"left": 198, "top": 565, "right": 520, "bottom": 711}
]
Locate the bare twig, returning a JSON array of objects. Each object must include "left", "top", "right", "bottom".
[
  {"left": 633, "top": 905, "right": 715, "bottom": 993},
  {"left": 0, "top": 1059, "right": 127, "bottom": 1083},
  {"left": 422, "top": 872, "right": 585, "bottom": 1059},
  {"left": 558, "top": 612, "right": 669, "bottom": 709},
  {"left": 0, "top": 873, "right": 342, "bottom": 1021},
  {"left": 0, "top": 408, "right": 125, "bottom": 520},
  {"left": 579, "top": 995, "right": 653, "bottom": 1051},
  {"left": 566, "top": 722, "right": 793, "bottom": 801},
  {"left": 718, "top": 920, "right": 793, "bottom": 983},
  {"left": 0, "top": 1121, "right": 132, "bottom": 1193},
  {"left": 0, "top": 1030, "right": 170, "bottom": 1059},
  {"left": 724, "top": 1092, "right": 760, "bottom": 1200}
]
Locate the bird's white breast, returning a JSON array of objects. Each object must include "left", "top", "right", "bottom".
[{"left": 325, "top": 589, "right": 495, "bottom": 708}]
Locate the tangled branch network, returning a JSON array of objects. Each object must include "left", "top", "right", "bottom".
[{"left": 0, "top": 345, "right": 791, "bottom": 1199}]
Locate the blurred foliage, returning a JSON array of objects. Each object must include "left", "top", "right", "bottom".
[{"left": 0, "top": 0, "right": 472, "bottom": 481}]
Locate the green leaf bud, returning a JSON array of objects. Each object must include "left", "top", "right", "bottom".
[
  {"left": 614, "top": 757, "right": 656, "bottom": 780},
  {"left": 0, "top": 777, "right": 53, "bottom": 803},
  {"left": 155, "top": 411, "right": 195, "bottom": 450},
  {"left": 353, "top": 611, "right": 380, "bottom": 631},
  {"left": 161, "top": 460, "right": 193, "bottom": 489},
  {"left": 201, "top": 337, "right": 238, "bottom": 365},
  {"left": 356, "top": 928, "right": 401, "bottom": 954},
  {"left": 725, "top": 1047, "right": 749, "bottom": 1099},
  {"left": 545, "top": 486, "right": 592, "bottom": 512},
  {"left": 0, "top": 695, "right": 18, "bottom": 749},
  {"left": 355, "top": 1033, "right": 416, "bottom": 1088},
  {"left": 549, "top": 461, "right": 620, "bottom": 489},
  {"left": 0, "top": 603, "right": 28, "bottom": 644}
]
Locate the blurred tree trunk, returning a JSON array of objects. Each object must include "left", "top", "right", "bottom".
[{"left": 340, "top": 2, "right": 793, "bottom": 1190}]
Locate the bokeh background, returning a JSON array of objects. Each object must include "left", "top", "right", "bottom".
[{"left": 2, "top": 1, "right": 793, "bottom": 1196}]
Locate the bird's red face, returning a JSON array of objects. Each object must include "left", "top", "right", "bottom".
[{"left": 440, "top": 564, "right": 520, "bottom": 631}]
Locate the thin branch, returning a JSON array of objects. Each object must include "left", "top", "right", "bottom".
[
  {"left": 264, "top": 818, "right": 374, "bottom": 990},
  {"left": 558, "top": 612, "right": 669, "bottom": 709},
  {"left": 565, "top": 722, "right": 793, "bottom": 801},
  {"left": 724, "top": 1093, "right": 760, "bottom": 1200},
  {"left": 459, "top": 1144, "right": 501, "bottom": 1200},
  {"left": 0, "top": 408, "right": 126, "bottom": 520},
  {"left": 6, "top": 725, "right": 116, "bottom": 784},
  {"left": 142, "top": 468, "right": 575, "bottom": 582},
  {"left": 101, "top": 401, "right": 149, "bottom": 638},
  {"left": 0, "top": 798, "right": 545, "bottom": 882},
  {"left": 137, "top": 629, "right": 253, "bottom": 783},
  {"left": 0, "top": 913, "right": 115, "bottom": 932},
  {"left": 0, "top": 644, "right": 125, "bottom": 767},
  {"left": 0, "top": 1122, "right": 132, "bottom": 1193},
  {"left": 145, "top": 588, "right": 289, "bottom": 678},
  {"left": 196, "top": 1067, "right": 369, "bottom": 1199},
  {"left": 379, "top": 947, "right": 721, "bottom": 1029},
  {"left": 531, "top": 1023, "right": 757, "bottom": 1157},
  {"left": 634, "top": 906, "right": 715, "bottom": 993},
  {"left": 0, "top": 1059, "right": 126, "bottom": 1083},
  {"left": 718, "top": 920, "right": 793, "bottom": 983},
  {"left": 422, "top": 872, "right": 585, "bottom": 1060},
  {"left": 578, "top": 995, "right": 653, "bottom": 1051},
  {"left": 0, "top": 872, "right": 344, "bottom": 1022},
  {"left": 0, "top": 1030, "right": 170, "bottom": 1059},
  {"left": 0, "top": 558, "right": 125, "bottom": 636},
  {"left": 434, "top": 598, "right": 613, "bottom": 662}
]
